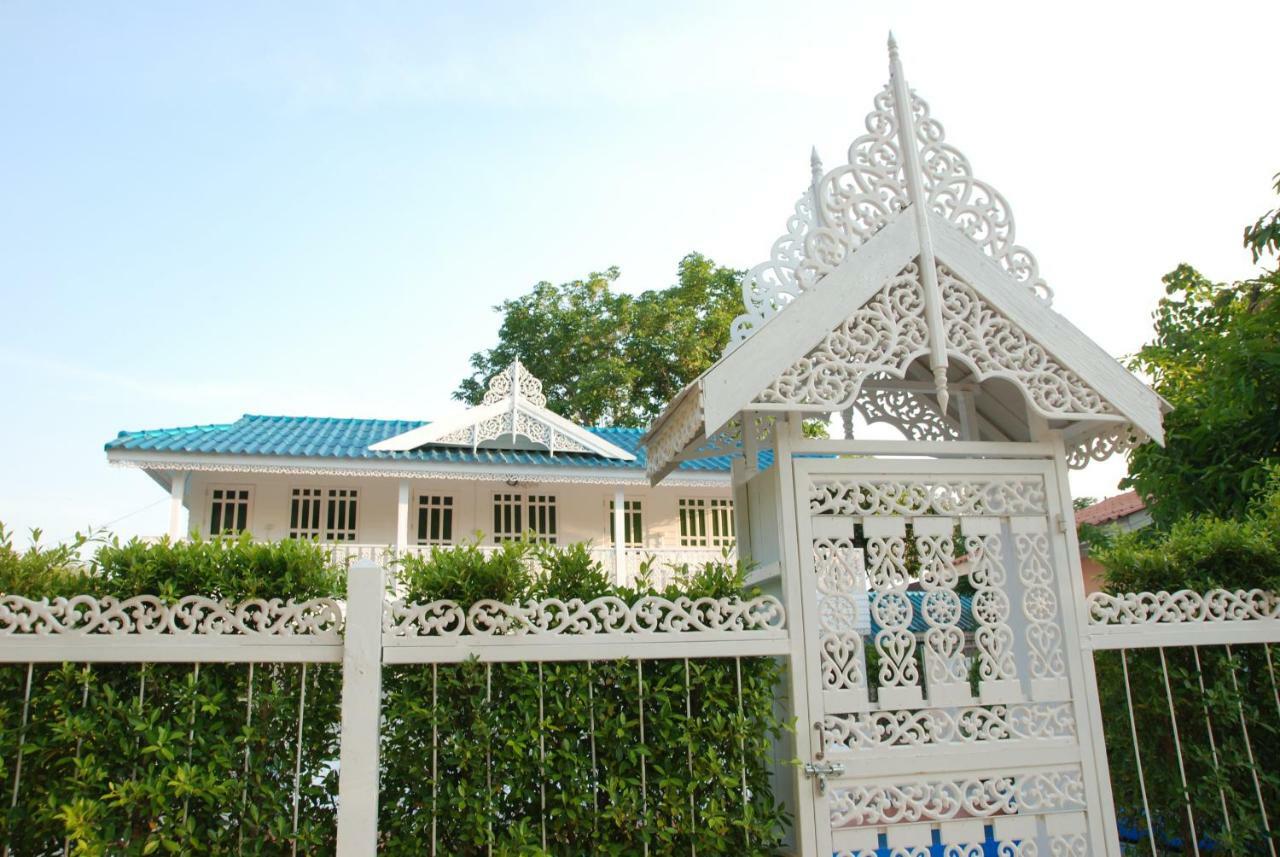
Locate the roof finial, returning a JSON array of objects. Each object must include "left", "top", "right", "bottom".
[
  {"left": 809, "top": 146, "right": 828, "bottom": 229},
  {"left": 887, "top": 30, "right": 898, "bottom": 58}
]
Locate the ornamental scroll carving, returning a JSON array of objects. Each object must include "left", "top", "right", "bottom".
[
  {"left": 823, "top": 702, "right": 1076, "bottom": 750},
  {"left": 1087, "top": 589, "right": 1280, "bottom": 625},
  {"left": 828, "top": 769, "right": 1085, "bottom": 827},
  {"left": 1066, "top": 424, "right": 1148, "bottom": 470},
  {"left": 752, "top": 261, "right": 1113, "bottom": 420},
  {"left": 809, "top": 476, "right": 1048, "bottom": 517},
  {"left": 384, "top": 594, "right": 786, "bottom": 637},
  {"left": 854, "top": 383, "right": 960, "bottom": 442},
  {"left": 729, "top": 83, "right": 1049, "bottom": 346},
  {"left": 0, "top": 595, "right": 343, "bottom": 639}
]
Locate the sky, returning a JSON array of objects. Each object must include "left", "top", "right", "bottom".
[{"left": 1, "top": 1, "right": 1277, "bottom": 546}]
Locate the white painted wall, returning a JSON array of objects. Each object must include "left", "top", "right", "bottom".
[{"left": 182, "top": 472, "right": 732, "bottom": 549}]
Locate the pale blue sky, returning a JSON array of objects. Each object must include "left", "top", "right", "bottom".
[{"left": 2, "top": 1, "right": 1277, "bottom": 544}]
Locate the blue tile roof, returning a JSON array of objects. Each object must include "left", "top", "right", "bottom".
[
  {"left": 867, "top": 591, "right": 976, "bottom": 635},
  {"left": 106, "top": 414, "right": 770, "bottom": 474}
]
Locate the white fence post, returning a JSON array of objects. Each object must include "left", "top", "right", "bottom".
[{"left": 335, "top": 560, "right": 385, "bottom": 854}]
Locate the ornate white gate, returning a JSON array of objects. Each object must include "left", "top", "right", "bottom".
[{"left": 793, "top": 456, "right": 1111, "bottom": 856}]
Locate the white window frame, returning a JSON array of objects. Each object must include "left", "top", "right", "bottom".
[
  {"left": 416, "top": 494, "right": 455, "bottom": 546},
  {"left": 289, "top": 487, "right": 324, "bottom": 540},
  {"left": 491, "top": 492, "right": 557, "bottom": 544},
  {"left": 608, "top": 499, "right": 644, "bottom": 548},
  {"left": 324, "top": 488, "right": 359, "bottom": 542},
  {"left": 679, "top": 497, "right": 735, "bottom": 548},
  {"left": 208, "top": 485, "right": 254, "bottom": 536}
]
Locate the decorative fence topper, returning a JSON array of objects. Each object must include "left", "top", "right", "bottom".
[
  {"left": 0, "top": 594, "right": 344, "bottom": 638},
  {"left": 384, "top": 594, "right": 786, "bottom": 637},
  {"left": 1087, "top": 588, "right": 1280, "bottom": 625}
]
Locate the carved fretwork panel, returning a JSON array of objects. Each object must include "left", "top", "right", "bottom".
[
  {"left": 751, "top": 261, "right": 1116, "bottom": 422},
  {"left": 796, "top": 461, "right": 1101, "bottom": 853}
]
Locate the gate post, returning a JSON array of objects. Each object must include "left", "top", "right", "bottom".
[{"left": 336, "top": 560, "right": 385, "bottom": 853}]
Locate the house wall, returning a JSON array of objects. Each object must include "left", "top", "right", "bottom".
[{"left": 182, "top": 471, "right": 733, "bottom": 549}]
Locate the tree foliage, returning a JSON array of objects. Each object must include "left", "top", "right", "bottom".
[
  {"left": 455, "top": 254, "right": 743, "bottom": 426},
  {"left": 1123, "top": 175, "right": 1280, "bottom": 526}
]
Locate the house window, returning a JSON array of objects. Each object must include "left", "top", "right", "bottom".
[
  {"left": 417, "top": 495, "right": 454, "bottom": 545},
  {"left": 609, "top": 499, "right": 644, "bottom": 548},
  {"left": 289, "top": 488, "right": 323, "bottom": 539},
  {"left": 708, "top": 498, "right": 735, "bottom": 547},
  {"left": 209, "top": 487, "right": 252, "bottom": 535},
  {"left": 679, "top": 498, "right": 734, "bottom": 547},
  {"left": 325, "top": 489, "right": 358, "bottom": 542},
  {"left": 492, "top": 493, "right": 557, "bottom": 543}
]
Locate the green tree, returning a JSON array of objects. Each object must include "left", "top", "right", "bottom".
[
  {"left": 1123, "top": 174, "right": 1280, "bottom": 526},
  {"left": 455, "top": 254, "right": 743, "bottom": 426}
]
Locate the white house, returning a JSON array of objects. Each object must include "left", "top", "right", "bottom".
[{"left": 105, "top": 360, "right": 746, "bottom": 583}]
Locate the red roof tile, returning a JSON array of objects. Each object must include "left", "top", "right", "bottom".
[{"left": 1076, "top": 491, "right": 1146, "bottom": 526}]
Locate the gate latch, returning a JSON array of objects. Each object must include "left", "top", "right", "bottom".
[{"left": 802, "top": 760, "right": 845, "bottom": 795}]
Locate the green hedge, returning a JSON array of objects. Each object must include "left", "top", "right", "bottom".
[
  {"left": 0, "top": 531, "right": 788, "bottom": 855},
  {"left": 1090, "top": 481, "right": 1280, "bottom": 853}
]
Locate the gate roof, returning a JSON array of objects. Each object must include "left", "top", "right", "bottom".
[{"left": 643, "top": 36, "right": 1166, "bottom": 483}]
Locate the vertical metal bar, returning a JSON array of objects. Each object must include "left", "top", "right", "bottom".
[
  {"left": 638, "top": 659, "right": 648, "bottom": 857},
  {"left": 182, "top": 663, "right": 200, "bottom": 826},
  {"left": 1225, "top": 645, "right": 1277, "bottom": 857},
  {"left": 1121, "top": 650, "right": 1158, "bottom": 857},
  {"left": 290, "top": 662, "right": 308, "bottom": 857},
  {"left": 1265, "top": 643, "right": 1280, "bottom": 721},
  {"left": 3, "top": 663, "right": 35, "bottom": 857},
  {"left": 64, "top": 665, "right": 92, "bottom": 857},
  {"left": 1158, "top": 647, "right": 1199, "bottom": 856},
  {"left": 684, "top": 658, "right": 697, "bottom": 857},
  {"left": 1191, "top": 647, "right": 1232, "bottom": 841},
  {"left": 588, "top": 661, "right": 598, "bottom": 839},
  {"left": 238, "top": 662, "right": 255, "bottom": 857},
  {"left": 538, "top": 662, "right": 547, "bottom": 852},
  {"left": 735, "top": 657, "right": 750, "bottom": 850},
  {"left": 431, "top": 663, "right": 438, "bottom": 857},
  {"left": 486, "top": 662, "right": 493, "bottom": 857}
]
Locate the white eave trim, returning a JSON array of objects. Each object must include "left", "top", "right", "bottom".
[{"left": 105, "top": 449, "right": 725, "bottom": 487}]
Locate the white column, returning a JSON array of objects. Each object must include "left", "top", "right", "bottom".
[
  {"left": 613, "top": 488, "right": 626, "bottom": 585},
  {"left": 335, "top": 559, "right": 385, "bottom": 854},
  {"left": 167, "top": 472, "right": 188, "bottom": 541},
  {"left": 395, "top": 479, "right": 410, "bottom": 551}
]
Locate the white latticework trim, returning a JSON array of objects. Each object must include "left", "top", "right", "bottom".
[
  {"left": 482, "top": 360, "right": 547, "bottom": 407},
  {"left": 0, "top": 595, "right": 343, "bottom": 638},
  {"left": 754, "top": 263, "right": 928, "bottom": 409},
  {"left": 644, "top": 389, "right": 705, "bottom": 481},
  {"left": 1066, "top": 424, "right": 1148, "bottom": 469},
  {"left": 1087, "top": 589, "right": 1280, "bottom": 625},
  {"left": 809, "top": 476, "right": 1047, "bottom": 517},
  {"left": 729, "top": 83, "right": 1049, "bottom": 347},
  {"left": 384, "top": 594, "right": 786, "bottom": 637},
  {"left": 829, "top": 768, "right": 1085, "bottom": 827},
  {"left": 751, "top": 262, "right": 1112, "bottom": 420},
  {"left": 854, "top": 383, "right": 960, "bottom": 441},
  {"left": 823, "top": 702, "right": 1076, "bottom": 750}
]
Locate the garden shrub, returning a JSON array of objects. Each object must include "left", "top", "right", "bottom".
[
  {"left": 1, "top": 531, "right": 789, "bottom": 855},
  {"left": 1089, "top": 477, "right": 1280, "bottom": 853},
  {"left": 379, "top": 542, "right": 789, "bottom": 855}
]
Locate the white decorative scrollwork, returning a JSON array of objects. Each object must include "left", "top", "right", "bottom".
[
  {"left": 1066, "top": 424, "right": 1149, "bottom": 469},
  {"left": 0, "top": 595, "right": 343, "bottom": 638},
  {"left": 967, "top": 533, "right": 1017, "bottom": 682},
  {"left": 917, "top": 532, "right": 967, "bottom": 686},
  {"left": 1015, "top": 533, "right": 1066, "bottom": 680},
  {"left": 829, "top": 769, "right": 1085, "bottom": 827},
  {"left": 1048, "top": 835, "right": 1086, "bottom": 857},
  {"left": 865, "top": 534, "right": 920, "bottom": 691},
  {"left": 645, "top": 389, "right": 704, "bottom": 481},
  {"left": 729, "top": 79, "right": 1050, "bottom": 348},
  {"left": 754, "top": 263, "right": 928, "bottom": 409},
  {"left": 1087, "top": 589, "right": 1280, "bottom": 625},
  {"left": 384, "top": 594, "right": 786, "bottom": 637},
  {"left": 813, "top": 539, "right": 867, "bottom": 691},
  {"left": 938, "top": 265, "right": 1109, "bottom": 418},
  {"left": 823, "top": 702, "right": 1076, "bottom": 750},
  {"left": 810, "top": 477, "right": 1047, "bottom": 517},
  {"left": 854, "top": 383, "right": 960, "bottom": 441},
  {"left": 482, "top": 359, "right": 547, "bottom": 407}
]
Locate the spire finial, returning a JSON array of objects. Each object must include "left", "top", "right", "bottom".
[
  {"left": 809, "top": 147, "right": 828, "bottom": 229},
  {"left": 888, "top": 31, "right": 898, "bottom": 56},
  {"left": 810, "top": 145, "right": 822, "bottom": 172}
]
